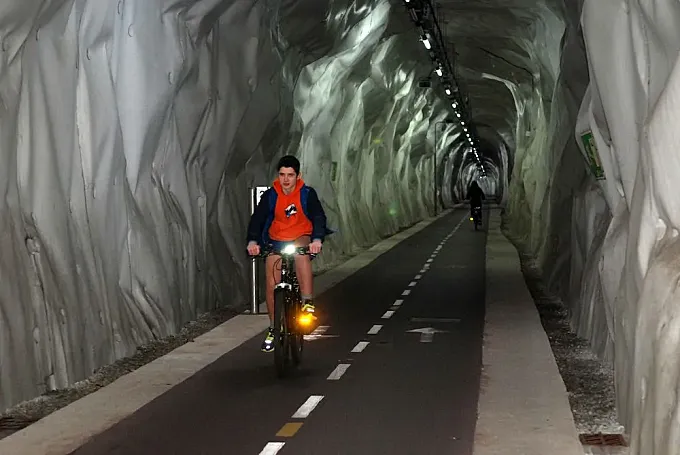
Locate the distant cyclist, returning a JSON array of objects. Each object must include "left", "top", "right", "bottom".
[
  {"left": 246, "top": 155, "right": 330, "bottom": 352},
  {"left": 466, "top": 181, "right": 485, "bottom": 216}
]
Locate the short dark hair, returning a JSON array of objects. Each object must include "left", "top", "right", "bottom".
[{"left": 276, "top": 155, "right": 300, "bottom": 174}]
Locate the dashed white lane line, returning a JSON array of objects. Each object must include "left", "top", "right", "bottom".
[
  {"left": 409, "top": 281, "right": 417, "bottom": 287},
  {"left": 328, "top": 363, "right": 351, "bottom": 380},
  {"left": 419, "top": 268, "right": 427, "bottom": 273},
  {"left": 292, "top": 395, "right": 324, "bottom": 418},
  {"left": 401, "top": 289, "right": 411, "bottom": 296},
  {"left": 351, "top": 341, "right": 369, "bottom": 353},
  {"left": 393, "top": 299, "right": 404, "bottom": 306},
  {"left": 367, "top": 324, "right": 383, "bottom": 335},
  {"left": 382, "top": 310, "right": 396, "bottom": 319},
  {"left": 415, "top": 274, "right": 422, "bottom": 280},
  {"left": 259, "top": 442, "right": 285, "bottom": 455},
  {"left": 426, "top": 258, "right": 433, "bottom": 263}
]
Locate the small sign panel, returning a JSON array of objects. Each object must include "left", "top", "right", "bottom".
[
  {"left": 580, "top": 131, "right": 605, "bottom": 180},
  {"left": 255, "top": 186, "right": 270, "bottom": 207}
]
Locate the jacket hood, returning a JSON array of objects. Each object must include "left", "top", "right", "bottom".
[{"left": 273, "top": 178, "right": 304, "bottom": 195}]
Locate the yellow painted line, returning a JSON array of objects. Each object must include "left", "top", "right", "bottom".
[{"left": 276, "top": 422, "right": 303, "bottom": 437}]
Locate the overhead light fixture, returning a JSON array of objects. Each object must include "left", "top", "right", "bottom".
[
  {"left": 452, "top": 102, "right": 457, "bottom": 108},
  {"left": 435, "top": 67, "right": 443, "bottom": 77},
  {"left": 456, "top": 112, "right": 461, "bottom": 118},
  {"left": 421, "top": 36, "right": 431, "bottom": 49},
  {"left": 445, "top": 88, "right": 451, "bottom": 95}
]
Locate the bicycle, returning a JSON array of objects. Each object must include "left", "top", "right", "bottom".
[
  {"left": 257, "top": 243, "right": 316, "bottom": 377},
  {"left": 470, "top": 205, "right": 482, "bottom": 231}
]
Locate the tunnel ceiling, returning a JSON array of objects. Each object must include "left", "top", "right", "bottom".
[{"left": 377, "top": 0, "right": 565, "bottom": 172}]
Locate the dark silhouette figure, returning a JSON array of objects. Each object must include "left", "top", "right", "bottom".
[{"left": 466, "top": 181, "right": 485, "bottom": 209}]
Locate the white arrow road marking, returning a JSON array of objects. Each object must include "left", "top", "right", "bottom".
[
  {"left": 303, "top": 334, "right": 340, "bottom": 341},
  {"left": 406, "top": 327, "right": 448, "bottom": 343},
  {"left": 304, "top": 325, "right": 338, "bottom": 340}
]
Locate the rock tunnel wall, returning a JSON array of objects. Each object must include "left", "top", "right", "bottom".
[
  {"left": 499, "top": 1, "right": 680, "bottom": 454},
  {"left": 3, "top": 1, "right": 680, "bottom": 453},
  {"left": 0, "top": 0, "right": 477, "bottom": 411}
]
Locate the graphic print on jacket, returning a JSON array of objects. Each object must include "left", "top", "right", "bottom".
[{"left": 268, "top": 179, "right": 313, "bottom": 241}]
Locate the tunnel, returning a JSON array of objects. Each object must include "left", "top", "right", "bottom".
[{"left": 0, "top": 1, "right": 678, "bottom": 454}]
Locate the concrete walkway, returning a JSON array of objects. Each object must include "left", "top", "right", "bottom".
[{"left": 474, "top": 211, "right": 583, "bottom": 454}]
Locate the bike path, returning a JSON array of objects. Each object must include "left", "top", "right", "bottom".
[{"left": 71, "top": 209, "right": 487, "bottom": 455}]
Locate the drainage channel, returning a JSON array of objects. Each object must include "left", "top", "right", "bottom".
[{"left": 580, "top": 433, "right": 629, "bottom": 455}]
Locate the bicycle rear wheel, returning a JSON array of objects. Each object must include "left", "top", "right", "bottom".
[{"left": 273, "top": 289, "right": 290, "bottom": 377}]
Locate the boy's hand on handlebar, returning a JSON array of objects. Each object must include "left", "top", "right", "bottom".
[
  {"left": 309, "top": 240, "right": 322, "bottom": 254},
  {"left": 247, "top": 242, "right": 260, "bottom": 256}
]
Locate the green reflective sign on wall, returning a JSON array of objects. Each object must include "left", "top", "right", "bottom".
[{"left": 580, "top": 131, "right": 605, "bottom": 180}]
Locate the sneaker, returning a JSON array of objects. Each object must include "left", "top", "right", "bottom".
[
  {"left": 261, "top": 328, "right": 274, "bottom": 352},
  {"left": 301, "top": 301, "right": 317, "bottom": 319}
]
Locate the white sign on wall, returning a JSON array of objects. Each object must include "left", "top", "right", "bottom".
[{"left": 255, "top": 186, "right": 270, "bottom": 208}]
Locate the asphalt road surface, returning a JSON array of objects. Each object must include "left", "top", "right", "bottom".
[{"left": 71, "top": 209, "right": 487, "bottom": 455}]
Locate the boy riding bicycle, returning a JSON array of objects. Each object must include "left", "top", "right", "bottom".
[{"left": 246, "top": 155, "right": 330, "bottom": 352}]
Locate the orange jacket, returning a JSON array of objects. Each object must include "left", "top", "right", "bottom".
[{"left": 268, "top": 179, "right": 313, "bottom": 241}]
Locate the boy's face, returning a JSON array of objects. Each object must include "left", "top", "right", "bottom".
[{"left": 278, "top": 167, "right": 299, "bottom": 192}]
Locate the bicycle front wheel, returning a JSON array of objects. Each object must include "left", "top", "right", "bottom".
[
  {"left": 273, "top": 288, "right": 290, "bottom": 377},
  {"left": 290, "top": 300, "right": 304, "bottom": 367}
]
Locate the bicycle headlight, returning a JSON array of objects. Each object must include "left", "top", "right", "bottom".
[{"left": 281, "top": 244, "right": 297, "bottom": 255}]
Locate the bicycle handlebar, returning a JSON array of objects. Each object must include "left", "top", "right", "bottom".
[{"left": 250, "top": 244, "right": 316, "bottom": 259}]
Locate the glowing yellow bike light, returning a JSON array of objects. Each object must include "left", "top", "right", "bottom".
[{"left": 299, "top": 313, "right": 313, "bottom": 326}]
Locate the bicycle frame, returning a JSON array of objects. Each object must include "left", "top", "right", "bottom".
[
  {"left": 259, "top": 243, "right": 314, "bottom": 377},
  {"left": 470, "top": 205, "right": 482, "bottom": 230}
]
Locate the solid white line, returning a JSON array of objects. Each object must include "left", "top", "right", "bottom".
[
  {"left": 259, "top": 442, "right": 286, "bottom": 455},
  {"left": 393, "top": 299, "right": 404, "bottom": 306},
  {"left": 367, "top": 325, "right": 383, "bottom": 335},
  {"left": 352, "top": 341, "right": 369, "bottom": 353},
  {"left": 382, "top": 310, "right": 395, "bottom": 319},
  {"left": 292, "top": 395, "right": 324, "bottom": 418},
  {"left": 415, "top": 274, "right": 422, "bottom": 280},
  {"left": 401, "top": 290, "right": 411, "bottom": 296},
  {"left": 409, "top": 281, "right": 417, "bottom": 287},
  {"left": 327, "top": 363, "right": 351, "bottom": 380}
]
